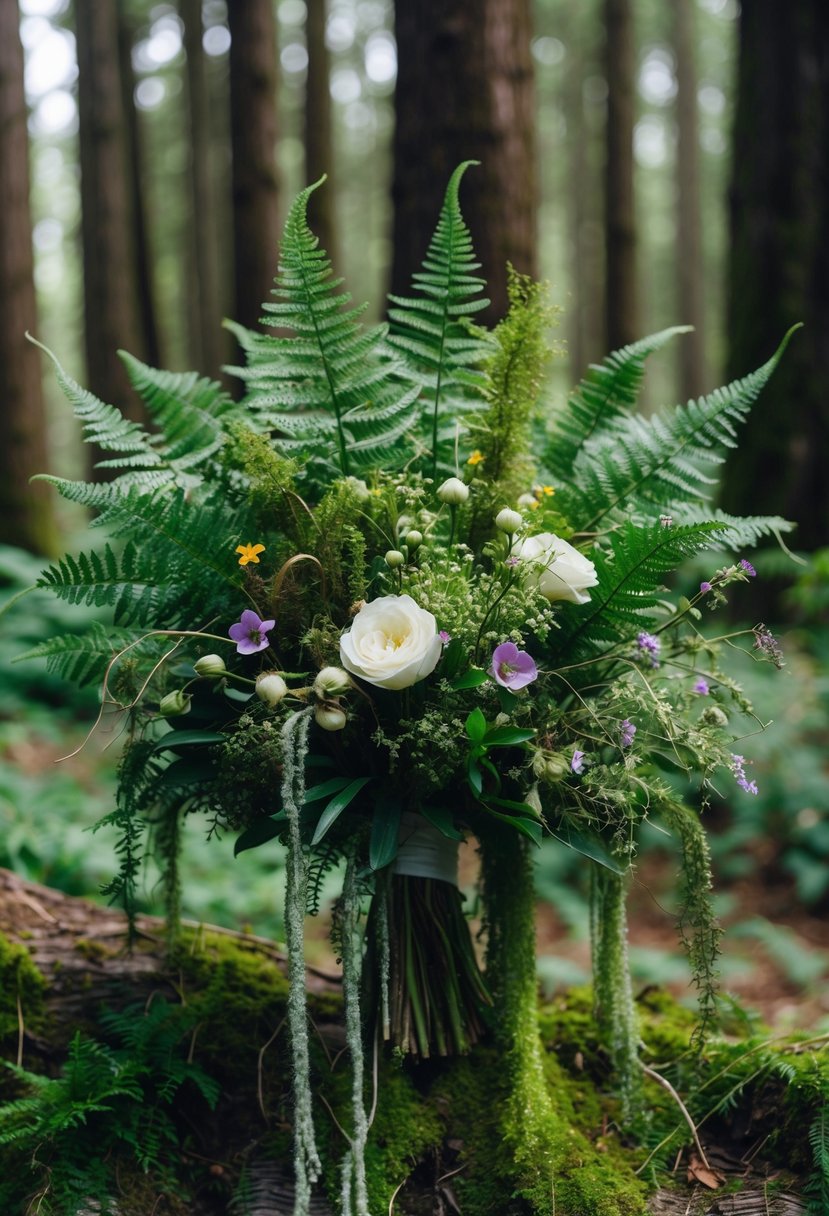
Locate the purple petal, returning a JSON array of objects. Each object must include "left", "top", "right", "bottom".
[
  {"left": 236, "top": 636, "right": 268, "bottom": 655},
  {"left": 239, "top": 608, "right": 263, "bottom": 631},
  {"left": 228, "top": 622, "right": 248, "bottom": 642},
  {"left": 492, "top": 641, "right": 520, "bottom": 666}
]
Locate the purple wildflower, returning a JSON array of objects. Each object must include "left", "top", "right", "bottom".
[
  {"left": 228, "top": 609, "right": 275, "bottom": 655},
  {"left": 505, "top": 555, "right": 520, "bottom": 568},
  {"left": 753, "top": 624, "right": 784, "bottom": 669},
  {"left": 490, "top": 641, "right": 538, "bottom": 691},
  {"left": 619, "top": 718, "right": 636, "bottom": 748},
  {"left": 571, "top": 749, "right": 585, "bottom": 775},
  {"left": 739, "top": 559, "right": 757, "bottom": 578},
  {"left": 693, "top": 677, "right": 710, "bottom": 696},
  {"left": 636, "top": 631, "right": 661, "bottom": 668},
  {"left": 729, "top": 753, "right": 759, "bottom": 795},
  {"left": 439, "top": 630, "right": 452, "bottom": 646},
  {"left": 699, "top": 581, "right": 712, "bottom": 594}
]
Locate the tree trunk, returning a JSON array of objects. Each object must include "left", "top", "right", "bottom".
[
  {"left": 0, "top": 1, "right": 58, "bottom": 555},
  {"left": 75, "top": 1, "right": 150, "bottom": 428},
  {"left": 391, "top": 0, "right": 537, "bottom": 326},
  {"left": 672, "top": 0, "right": 706, "bottom": 400},
  {"left": 181, "top": 0, "right": 224, "bottom": 378},
  {"left": 563, "top": 7, "right": 605, "bottom": 379},
  {"left": 117, "top": 7, "right": 162, "bottom": 371},
  {"left": 721, "top": 1, "right": 829, "bottom": 561},
  {"left": 305, "top": 0, "right": 338, "bottom": 267},
  {"left": 604, "top": 0, "right": 639, "bottom": 351},
  {"left": 227, "top": 0, "right": 281, "bottom": 334}
]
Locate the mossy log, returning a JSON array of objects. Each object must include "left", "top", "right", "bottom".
[{"left": 0, "top": 869, "right": 812, "bottom": 1216}]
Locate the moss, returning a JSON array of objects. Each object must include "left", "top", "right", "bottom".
[
  {"left": 0, "top": 931, "right": 47, "bottom": 1047},
  {"left": 74, "top": 936, "right": 117, "bottom": 962}
]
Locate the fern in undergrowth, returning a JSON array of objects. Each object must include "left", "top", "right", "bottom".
[
  {"left": 227, "top": 177, "right": 421, "bottom": 483},
  {"left": 386, "top": 160, "right": 492, "bottom": 478},
  {"left": 0, "top": 1002, "right": 219, "bottom": 1215},
  {"left": 550, "top": 327, "right": 800, "bottom": 534},
  {"left": 806, "top": 1105, "right": 829, "bottom": 1216}
]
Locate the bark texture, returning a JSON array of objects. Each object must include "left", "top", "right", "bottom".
[
  {"left": 673, "top": 0, "right": 706, "bottom": 400},
  {"left": 0, "top": 1, "right": 57, "bottom": 554},
  {"left": 721, "top": 1, "right": 829, "bottom": 557},
  {"left": 182, "top": 0, "right": 224, "bottom": 378},
  {"left": 76, "top": 1, "right": 149, "bottom": 426},
  {"left": 391, "top": 0, "right": 537, "bottom": 326},
  {"left": 305, "top": 0, "right": 338, "bottom": 268},
  {"left": 228, "top": 0, "right": 281, "bottom": 333},
  {"left": 604, "top": 0, "right": 639, "bottom": 351}
]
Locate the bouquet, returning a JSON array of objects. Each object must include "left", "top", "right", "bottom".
[{"left": 31, "top": 162, "right": 794, "bottom": 1214}]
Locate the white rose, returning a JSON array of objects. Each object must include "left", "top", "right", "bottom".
[
  {"left": 339, "top": 594, "right": 442, "bottom": 690},
  {"left": 512, "top": 532, "right": 599, "bottom": 605}
]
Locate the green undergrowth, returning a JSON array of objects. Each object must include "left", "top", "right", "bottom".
[{"left": 1, "top": 923, "right": 826, "bottom": 1214}]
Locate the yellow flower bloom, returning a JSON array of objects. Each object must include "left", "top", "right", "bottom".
[
  {"left": 533, "top": 484, "right": 556, "bottom": 499},
  {"left": 236, "top": 542, "right": 266, "bottom": 566},
  {"left": 467, "top": 450, "right": 485, "bottom": 466}
]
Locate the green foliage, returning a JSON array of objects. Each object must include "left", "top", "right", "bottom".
[
  {"left": 386, "top": 160, "right": 491, "bottom": 476},
  {"left": 0, "top": 1000, "right": 219, "bottom": 1216},
  {"left": 547, "top": 327, "right": 799, "bottom": 535},
  {"left": 227, "top": 177, "right": 421, "bottom": 482}
]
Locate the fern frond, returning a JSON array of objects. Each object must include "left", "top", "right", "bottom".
[
  {"left": 554, "top": 328, "right": 799, "bottom": 531},
  {"left": 558, "top": 521, "right": 726, "bottom": 653},
  {"left": 36, "top": 489, "right": 249, "bottom": 628},
  {"left": 386, "top": 161, "right": 491, "bottom": 477},
  {"left": 545, "top": 326, "right": 692, "bottom": 480},
  {"left": 226, "top": 177, "right": 419, "bottom": 481},
  {"left": 15, "top": 621, "right": 153, "bottom": 687},
  {"left": 679, "top": 506, "right": 795, "bottom": 549}
]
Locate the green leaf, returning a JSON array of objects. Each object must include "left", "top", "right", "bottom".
[
  {"left": 487, "top": 796, "right": 541, "bottom": 817},
  {"left": 548, "top": 825, "right": 626, "bottom": 874},
  {"left": 465, "top": 707, "right": 487, "bottom": 742},
  {"left": 419, "top": 805, "right": 464, "bottom": 841},
  {"left": 303, "top": 776, "right": 353, "bottom": 804},
  {"left": 452, "top": 667, "right": 489, "bottom": 690},
  {"left": 482, "top": 726, "right": 535, "bottom": 747},
  {"left": 311, "top": 777, "right": 371, "bottom": 846},
  {"left": 481, "top": 805, "right": 542, "bottom": 847},
  {"left": 495, "top": 685, "right": 519, "bottom": 714},
  {"left": 152, "top": 730, "right": 226, "bottom": 752},
  {"left": 156, "top": 757, "right": 210, "bottom": 788},
  {"left": 370, "top": 795, "right": 402, "bottom": 870},
  {"left": 467, "top": 757, "right": 483, "bottom": 797},
  {"left": 234, "top": 813, "right": 286, "bottom": 856}
]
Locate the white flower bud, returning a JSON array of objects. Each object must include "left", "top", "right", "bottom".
[
  {"left": 344, "top": 476, "right": 370, "bottom": 502},
  {"left": 405, "top": 529, "right": 423, "bottom": 549},
  {"left": 524, "top": 785, "right": 543, "bottom": 818},
  {"left": 314, "top": 666, "right": 352, "bottom": 697},
  {"left": 517, "top": 493, "right": 537, "bottom": 509},
  {"left": 159, "top": 690, "right": 191, "bottom": 717},
  {"left": 193, "top": 653, "right": 227, "bottom": 679},
  {"left": 495, "top": 508, "right": 523, "bottom": 533},
  {"left": 437, "top": 477, "right": 469, "bottom": 505},
  {"left": 385, "top": 549, "right": 405, "bottom": 568},
  {"left": 315, "top": 701, "right": 347, "bottom": 731},
  {"left": 256, "top": 672, "right": 288, "bottom": 706}
]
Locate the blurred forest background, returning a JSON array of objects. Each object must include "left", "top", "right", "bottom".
[{"left": 1, "top": 0, "right": 828, "bottom": 1026}]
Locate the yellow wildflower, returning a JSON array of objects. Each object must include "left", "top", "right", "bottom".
[
  {"left": 467, "top": 450, "right": 485, "bottom": 466},
  {"left": 236, "top": 542, "right": 266, "bottom": 566},
  {"left": 533, "top": 484, "right": 556, "bottom": 499}
]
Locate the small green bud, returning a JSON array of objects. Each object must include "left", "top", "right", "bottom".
[
  {"left": 256, "top": 672, "right": 288, "bottom": 706},
  {"left": 159, "top": 690, "right": 191, "bottom": 717},
  {"left": 193, "top": 653, "right": 227, "bottom": 679},
  {"left": 437, "top": 477, "right": 469, "bottom": 505},
  {"left": 314, "top": 701, "right": 347, "bottom": 731},
  {"left": 524, "top": 784, "right": 543, "bottom": 818},
  {"left": 700, "top": 706, "right": 729, "bottom": 727},
  {"left": 532, "top": 750, "right": 570, "bottom": 783},
  {"left": 405, "top": 529, "right": 423, "bottom": 549},
  {"left": 385, "top": 549, "right": 405, "bottom": 568},
  {"left": 495, "top": 507, "right": 523, "bottom": 533},
  {"left": 314, "top": 666, "right": 352, "bottom": 696}
]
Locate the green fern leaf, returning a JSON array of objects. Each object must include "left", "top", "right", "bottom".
[
  {"left": 555, "top": 328, "right": 800, "bottom": 531},
  {"left": 545, "top": 326, "right": 692, "bottom": 480},
  {"left": 558, "top": 521, "right": 726, "bottom": 653},
  {"left": 226, "top": 177, "right": 419, "bottom": 480},
  {"left": 386, "top": 161, "right": 492, "bottom": 477}
]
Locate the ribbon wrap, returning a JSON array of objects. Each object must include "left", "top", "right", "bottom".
[{"left": 394, "top": 811, "right": 459, "bottom": 887}]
